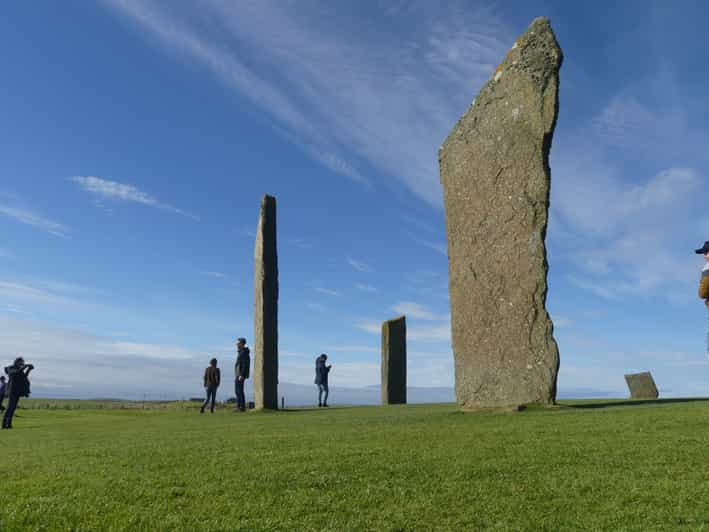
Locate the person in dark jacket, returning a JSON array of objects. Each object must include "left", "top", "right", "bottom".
[
  {"left": 234, "top": 338, "right": 251, "bottom": 412},
  {"left": 314, "top": 354, "right": 331, "bottom": 407},
  {"left": 0, "top": 375, "right": 6, "bottom": 412},
  {"left": 200, "top": 358, "right": 220, "bottom": 414},
  {"left": 2, "top": 357, "right": 34, "bottom": 429}
]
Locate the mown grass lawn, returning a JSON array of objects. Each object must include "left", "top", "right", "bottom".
[{"left": 2, "top": 399, "right": 709, "bottom": 530}]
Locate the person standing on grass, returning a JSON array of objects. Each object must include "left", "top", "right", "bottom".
[
  {"left": 697, "top": 241, "right": 709, "bottom": 357},
  {"left": 200, "top": 358, "right": 220, "bottom": 414},
  {"left": 234, "top": 338, "right": 250, "bottom": 412},
  {"left": 314, "top": 353, "right": 331, "bottom": 407},
  {"left": 2, "top": 357, "right": 34, "bottom": 429},
  {"left": 0, "top": 375, "right": 6, "bottom": 411}
]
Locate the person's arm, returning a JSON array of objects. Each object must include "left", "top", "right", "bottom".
[
  {"left": 23, "top": 364, "right": 34, "bottom": 376},
  {"left": 243, "top": 355, "right": 250, "bottom": 380},
  {"left": 216, "top": 368, "right": 221, "bottom": 387},
  {"left": 203, "top": 368, "right": 209, "bottom": 388}
]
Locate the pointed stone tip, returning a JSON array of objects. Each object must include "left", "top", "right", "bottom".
[
  {"left": 530, "top": 16, "right": 551, "bottom": 27},
  {"left": 523, "top": 17, "right": 560, "bottom": 48}
]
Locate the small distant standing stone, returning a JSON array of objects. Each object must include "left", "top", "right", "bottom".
[
  {"left": 382, "top": 316, "right": 407, "bottom": 405},
  {"left": 253, "top": 194, "right": 279, "bottom": 410},
  {"left": 624, "top": 372, "right": 659, "bottom": 399},
  {"left": 439, "top": 17, "right": 562, "bottom": 409}
]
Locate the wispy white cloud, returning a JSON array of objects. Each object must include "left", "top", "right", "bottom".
[
  {"left": 102, "top": 0, "right": 512, "bottom": 206},
  {"left": 200, "top": 270, "right": 229, "bottom": 279},
  {"left": 315, "top": 287, "right": 341, "bottom": 297},
  {"left": 0, "top": 205, "right": 69, "bottom": 238},
  {"left": 407, "top": 232, "right": 447, "bottom": 256},
  {"left": 392, "top": 301, "right": 448, "bottom": 321},
  {"left": 305, "top": 301, "right": 327, "bottom": 312},
  {"left": 356, "top": 318, "right": 451, "bottom": 343},
  {"left": 327, "top": 345, "right": 379, "bottom": 355},
  {"left": 592, "top": 93, "right": 657, "bottom": 147},
  {"left": 401, "top": 214, "right": 438, "bottom": 234},
  {"left": 551, "top": 315, "right": 573, "bottom": 328},
  {"left": 289, "top": 238, "right": 313, "bottom": 250},
  {"left": 552, "top": 164, "right": 704, "bottom": 301},
  {"left": 347, "top": 257, "right": 373, "bottom": 273},
  {"left": 71, "top": 176, "right": 199, "bottom": 220},
  {"left": 0, "top": 315, "right": 210, "bottom": 398},
  {"left": 407, "top": 323, "right": 451, "bottom": 343},
  {"left": 0, "top": 281, "right": 86, "bottom": 309},
  {"left": 354, "top": 283, "right": 379, "bottom": 293},
  {"left": 355, "top": 320, "right": 381, "bottom": 335},
  {"left": 99, "top": 340, "right": 196, "bottom": 360}
]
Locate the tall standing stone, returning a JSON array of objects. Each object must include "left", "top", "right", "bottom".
[
  {"left": 381, "top": 316, "right": 407, "bottom": 405},
  {"left": 624, "top": 372, "right": 659, "bottom": 399},
  {"left": 253, "top": 194, "right": 278, "bottom": 410},
  {"left": 439, "top": 18, "right": 562, "bottom": 409}
]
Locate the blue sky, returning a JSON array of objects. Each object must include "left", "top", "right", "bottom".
[{"left": 2, "top": 1, "right": 709, "bottom": 400}]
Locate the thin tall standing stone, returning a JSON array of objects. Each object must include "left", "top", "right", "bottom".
[
  {"left": 381, "top": 316, "right": 407, "bottom": 405},
  {"left": 253, "top": 194, "right": 278, "bottom": 410},
  {"left": 439, "top": 18, "right": 562, "bottom": 409}
]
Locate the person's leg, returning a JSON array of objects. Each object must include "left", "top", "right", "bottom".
[
  {"left": 237, "top": 380, "right": 245, "bottom": 411},
  {"left": 322, "top": 384, "right": 329, "bottom": 407},
  {"left": 200, "top": 388, "right": 210, "bottom": 413},
  {"left": 210, "top": 387, "right": 217, "bottom": 413},
  {"left": 318, "top": 385, "right": 323, "bottom": 407},
  {"left": 0, "top": 394, "right": 4, "bottom": 411},
  {"left": 2, "top": 394, "right": 19, "bottom": 428}
]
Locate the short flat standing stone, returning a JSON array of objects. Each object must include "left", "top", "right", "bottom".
[
  {"left": 381, "top": 316, "right": 407, "bottom": 405},
  {"left": 253, "top": 194, "right": 279, "bottom": 410},
  {"left": 439, "top": 18, "right": 562, "bottom": 409},
  {"left": 624, "top": 372, "right": 659, "bottom": 399}
]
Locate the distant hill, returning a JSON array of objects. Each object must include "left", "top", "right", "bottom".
[{"left": 30, "top": 381, "right": 627, "bottom": 405}]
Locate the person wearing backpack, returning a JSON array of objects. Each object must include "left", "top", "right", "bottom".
[{"left": 2, "top": 357, "right": 34, "bottom": 429}]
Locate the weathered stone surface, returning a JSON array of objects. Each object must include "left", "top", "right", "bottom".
[
  {"left": 624, "top": 372, "right": 659, "bottom": 399},
  {"left": 439, "top": 18, "right": 562, "bottom": 409},
  {"left": 381, "top": 316, "right": 407, "bottom": 405},
  {"left": 253, "top": 194, "right": 279, "bottom": 410}
]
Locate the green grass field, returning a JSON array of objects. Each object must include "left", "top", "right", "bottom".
[{"left": 2, "top": 398, "right": 709, "bottom": 531}]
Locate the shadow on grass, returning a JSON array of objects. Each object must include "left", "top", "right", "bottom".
[{"left": 563, "top": 397, "right": 709, "bottom": 410}]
